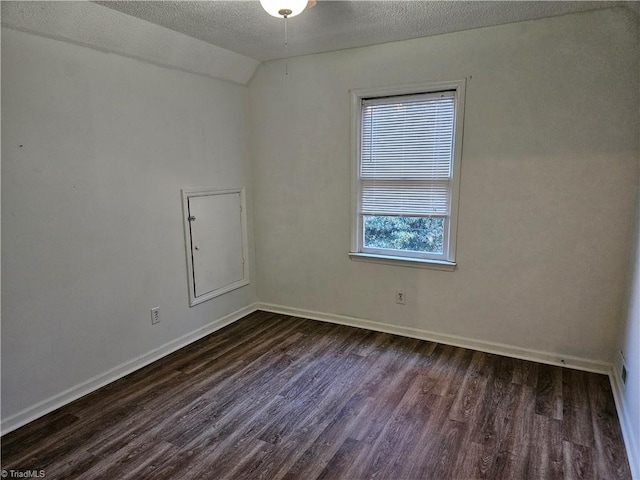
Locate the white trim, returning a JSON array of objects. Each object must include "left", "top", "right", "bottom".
[
  {"left": 258, "top": 302, "right": 610, "bottom": 374},
  {"left": 4, "top": 301, "right": 635, "bottom": 475},
  {"left": 0, "top": 303, "right": 260, "bottom": 435},
  {"left": 258, "top": 303, "right": 640, "bottom": 472},
  {"left": 348, "top": 252, "right": 456, "bottom": 271},
  {"left": 349, "top": 79, "right": 466, "bottom": 265},
  {"left": 350, "top": 88, "right": 363, "bottom": 254},
  {"left": 447, "top": 79, "right": 465, "bottom": 263},
  {"left": 610, "top": 366, "right": 640, "bottom": 479},
  {"left": 181, "top": 187, "right": 250, "bottom": 307}
]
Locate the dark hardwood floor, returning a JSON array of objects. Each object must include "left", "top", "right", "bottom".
[{"left": 1, "top": 311, "right": 631, "bottom": 479}]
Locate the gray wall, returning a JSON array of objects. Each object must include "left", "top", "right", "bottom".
[
  {"left": 249, "top": 8, "right": 639, "bottom": 361},
  {"left": 2, "top": 9, "right": 639, "bottom": 468},
  {"left": 616, "top": 58, "right": 640, "bottom": 477},
  {"left": 1, "top": 28, "right": 257, "bottom": 421}
]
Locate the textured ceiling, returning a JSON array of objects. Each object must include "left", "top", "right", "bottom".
[
  {"left": 98, "top": 1, "right": 634, "bottom": 62},
  {"left": 1, "top": 1, "right": 260, "bottom": 84}
]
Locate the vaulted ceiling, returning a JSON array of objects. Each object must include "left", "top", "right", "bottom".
[
  {"left": 3, "top": 1, "right": 639, "bottom": 85},
  {"left": 98, "top": 1, "right": 638, "bottom": 62}
]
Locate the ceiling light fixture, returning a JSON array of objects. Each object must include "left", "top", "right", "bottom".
[
  {"left": 259, "top": 0, "right": 308, "bottom": 18},
  {"left": 260, "top": 1, "right": 314, "bottom": 75}
]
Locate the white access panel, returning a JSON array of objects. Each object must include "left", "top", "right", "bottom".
[{"left": 182, "top": 188, "right": 249, "bottom": 306}]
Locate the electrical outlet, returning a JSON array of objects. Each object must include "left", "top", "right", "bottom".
[
  {"left": 395, "top": 290, "right": 406, "bottom": 305},
  {"left": 151, "top": 307, "right": 160, "bottom": 325}
]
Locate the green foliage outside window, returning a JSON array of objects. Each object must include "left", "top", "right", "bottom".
[{"left": 363, "top": 216, "right": 444, "bottom": 254}]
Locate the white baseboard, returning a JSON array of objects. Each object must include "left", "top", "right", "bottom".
[
  {"left": 6, "top": 301, "right": 635, "bottom": 478},
  {"left": 260, "top": 303, "right": 640, "bottom": 476},
  {"left": 258, "top": 303, "right": 611, "bottom": 374},
  {"left": 610, "top": 367, "right": 640, "bottom": 479},
  {"left": 1, "top": 302, "right": 260, "bottom": 435}
]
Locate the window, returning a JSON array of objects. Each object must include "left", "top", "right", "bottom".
[{"left": 350, "top": 80, "right": 465, "bottom": 270}]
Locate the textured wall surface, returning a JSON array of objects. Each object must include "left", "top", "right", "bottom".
[
  {"left": 2, "top": 4, "right": 639, "bottom": 454},
  {"left": 1, "top": 28, "right": 257, "bottom": 421},
  {"left": 617, "top": 88, "right": 640, "bottom": 480},
  {"left": 249, "top": 8, "right": 639, "bottom": 362}
]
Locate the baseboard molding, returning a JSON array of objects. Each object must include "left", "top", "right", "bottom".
[
  {"left": 1, "top": 302, "right": 260, "bottom": 435},
  {"left": 610, "top": 367, "right": 640, "bottom": 479},
  {"left": 6, "top": 300, "right": 635, "bottom": 476},
  {"left": 258, "top": 303, "right": 611, "bottom": 374},
  {"left": 260, "top": 303, "right": 640, "bottom": 474}
]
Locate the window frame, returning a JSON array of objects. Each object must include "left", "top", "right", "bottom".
[{"left": 349, "top": 80, "right": 466, "bottom": 271}]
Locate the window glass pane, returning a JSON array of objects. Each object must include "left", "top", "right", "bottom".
[{"left": 363, "top": 216, "right": 444, "bottom": 254}]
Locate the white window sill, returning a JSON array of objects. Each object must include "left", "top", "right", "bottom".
[{"left": 348, "top": 253, "right": 457, "bottom": 271}]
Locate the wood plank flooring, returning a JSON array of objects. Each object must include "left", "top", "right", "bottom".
[{"left": 1, "top": 311, "right": 631, "bottom": 479}]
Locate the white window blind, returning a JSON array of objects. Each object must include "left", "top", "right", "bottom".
[{"left": 360, "top": 92, "right": 455, "bottom": 218}]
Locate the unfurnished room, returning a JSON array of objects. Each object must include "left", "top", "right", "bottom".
[{"left": 1, "top": 1, "right": 639, "bottom": 479}]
